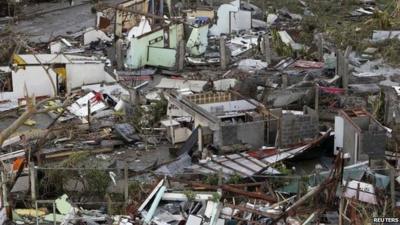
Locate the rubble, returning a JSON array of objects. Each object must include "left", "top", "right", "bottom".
[{"left": 1, "top": 0, "right": 400, "bottom": 224}]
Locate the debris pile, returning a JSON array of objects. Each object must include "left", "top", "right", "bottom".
[{"left": 0, "top": 0, "right": 400, "bottom": 224}]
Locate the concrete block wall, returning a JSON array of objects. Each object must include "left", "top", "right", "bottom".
[
  {"left": 219, "top": 120, "right": 265, "bottom": 148},
  {"left": 360, "top": 131, "right": 386, "bottom": 158},
  {"left": 281, "top": 113, "right": 319, "bottom": 147},
  {"left": 341, "top": 113, "right": 387, "bottom": 164}
]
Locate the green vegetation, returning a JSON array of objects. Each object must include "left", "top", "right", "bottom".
[
  {"left": 260, "top": 0, "right": 400, "bottom": 65},
  {"left": 211, "top": 192, "right": 221, "bottom": 202},
  {"left": 39, "top": 152, "right": 112, "bottom": 201},
  {"left": 271, "top": 29, "right": 294, "bottom": 57},
  {"left": 183, "top": 190, "right": 196, "bottom": 201},
  {"left": 272, "top": 162, "right": 292, "bottom": 175},
  {"left": 131, "top": 93, "right": 168, "bottom": 132},
  {"left": 226, "top": 173, "right": 241, "bottom": 184},
  {"left": 204, "top": 174, "right": 219, "bottom": 185}
]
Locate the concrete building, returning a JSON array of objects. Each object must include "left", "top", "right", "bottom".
[
  {"left": 165, "top": 91, "right": 279, "bottom": 149},
  {"left": 114, "top": 0, "right": 150, "bottom": 38},
  {"left": 334, "top": 108, "right": 387, "bottom": 164},
  {"left": 160, "top": 119, "right": 192, "bottom": 144},
  {"left": 280, "top": 107, "right": 319, "bottom": 147},
  {"left": 124, "top": 22, "right": 184, "bottom": 69}
]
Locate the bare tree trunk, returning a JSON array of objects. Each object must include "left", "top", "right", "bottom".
[
  {"left": 0, "top": 97, "right": 62, "bottom": 146},
  {"left": 0, "top": 104, "right": 37, "bottom": 146}
]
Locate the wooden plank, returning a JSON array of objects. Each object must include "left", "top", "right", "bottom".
[
  {"left": 0, "top": 150, "right": 25, "bottom": 161},
  {"left": 138, "top": 179, "right": 164, "bottom": 212},
  {"left": 43, "top": 148, "right": 113, "bottom": 159}
]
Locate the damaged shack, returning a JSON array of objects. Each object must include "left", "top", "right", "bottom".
[{"left": 1, "top": 0, "right": 400, "bottom": 224}]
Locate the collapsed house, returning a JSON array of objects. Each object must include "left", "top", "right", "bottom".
[
  {"left": 2, "top": 0, "right": 400, "bottom": 224},
  {"left": 124, "top": 21, "right": 184, "bottom": 69},
  {"left": 334, "top": 108, "right": 387, "bottom": 164},
  {"left": 0, "top": 54, "right": 116, "bottom": 111},
  {"left": 165, "top": 90, "right": 279, "bottom": 149},
  {"left": 209, "top": 0, "right": 252, "bottom": 36}
]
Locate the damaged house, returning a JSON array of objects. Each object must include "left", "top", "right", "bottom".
[
  {"left": 0, "top": 54, "right": 116, "bottom": 111},
  {"left": 209, "top": 0, "right": 252, "bottom": 36},
  {"left": 165, "top": 90, "right": 279, "bottom": 149},
  {"left": 165, "top": 90, "right": 322, "bottom": 150},
  {"left": 334, "top": 108, "right": 387, "bottom": 164},
  {"left": 124, "top": 19, "right": 184, "bottom": 69}
]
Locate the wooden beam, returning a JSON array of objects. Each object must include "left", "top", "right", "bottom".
[{"left": 224, "top": 203, "right": 279, "bottom": 218}]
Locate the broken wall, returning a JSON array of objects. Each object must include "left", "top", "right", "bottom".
[
  {"left": 342, "top": 118, "right": 367, "bottom": 164},
  {"left": 384, "top": 87, "right": 400, "bottom": 125},
  {"left": 66, "top": 63, "right": 115, "bottom": 92},
  {"left": 217, "top": 120, "right": 265, "bottom": 148},
  {"left": 115, "top": 0, "right": 149, "bottom": 37},
  {"left": 147, "top": 47, "right": 177, "bottom": 68},
  {"left": 0, "top": 66, "right": 57, "bottom": 102},
  {"left": 125, "top": 23, "right": 184, "bottom": 69},
  {"left": 186, "top": 24, "right": 209, "bottom": 56},
  {"left": 359, "top": 128, "right": 386, "bottom": 159},
  {"left": 198, "top": 100, "right": 257, "bottom": 114},
  {"left": 209, "top": 0, "right": 252, "bottom": 36},
  {"left": 341, "top": 115, "right": 386, "bottom": 164},
  {"left": 280, "top": 111, "right": 319, "bottom": 147}
]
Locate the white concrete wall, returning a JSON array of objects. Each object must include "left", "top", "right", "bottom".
[
  {"left": 209, "top": 0, "right": 252, "bottom": 36},
  {"left": 187, "top": 25, "right": 209, "bottom": 56},
  {"left": 199, "top": 100, "right": 257, "bottom": 113},
  {"left": 231, "top": 10, "right": 252, "bottom": 31},
  {"left": 0, "top": 66, "right": 57, "bottom": 101},
  {"left": 334, "top": 116, "right": 344, "bottom": 154},
  {"left": 66, "top": 63, "right": 115, "bottom": 92}
]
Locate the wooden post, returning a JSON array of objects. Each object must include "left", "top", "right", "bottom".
[
  {"left": 277, "top": 117, "right": 282, "bottom": 148},
  {"left": 282, "top": 74, "right": 288, "bottom": 88},
  {"left": 315, "top": 83, "right": 319, "bottom": 119},
  {"left": 160, "top": 0, "right": 164, "bottom": 16},
  {"left": 218, "top": 168, "right": 223, "bottom": 186},
  {"left": 1, "top": 172, "right": 10, "bottom": 219},
  {"left": 87, "top": 100, "right": 91, "bottom": 129},
  {"left": 52, "top": 201, "right": 56, "bottom": 225},
  {"left": 169, "top": 116, "right": 175, "bottom": 145},
  {"left": 339, "top": 197, "right": 344, "bottom": 225},
  {"left": 198, "top": 126, "right": 203, "bottom": 153},
  {"left": 316, "top": 33, "right": 323, "bottom": 61},
  {"left": 151, "top": 0, "right": 155, "bottom": 14},
  {"left": 390, "top": 167, "right": 396, "bottom": 215},
  {"left": 177, "top": 40, "right": 185, "bottom": 71},
  {"left": 30, "top": 163, "right": 37, "bottom": 202},
  {"left": 220, "top": 37, "right": 227, "bottom": 70},
  {"left": 266, "top": 113, "right": 270, "bottom": 145},
  {"left": 124, "top": 161, "right": 129, "bottom": 203},
  {"left": 337, "top": 50, "right": 349, "bottom": 93},
  {"left": 356, "top": 182, "right": 360, "bottom": 201},
  {"left": 344, "top": 46, "right": 352, "bottom": 58},
  {"left": 339, "top": 180, "right": 349, "bottom": 225},
  {"left": 343, "top": 47, "right": 350, "bottom": 94},
  {"left": 296, "top": 177, "right": 301, "bottom": 200},
  {"left": 343, "top": 58, "right": 349, "bottom": 94},
  {"left": 115, "top": 38, "right": 124, "bottom": 70},
  {"left": 263, "top": 34, "right": 271, "bottom": 64}
]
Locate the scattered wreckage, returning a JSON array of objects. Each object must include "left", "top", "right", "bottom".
[{"left": 0, "top": 0, "right": 400, "bottom": 224}]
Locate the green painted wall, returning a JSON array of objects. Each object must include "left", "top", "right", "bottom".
[
  {"left": 147, "top": 47, "right": 177, "bottom": 68},
  {"left": 125, "top": 23, "right": 184, "bottom": 69}
]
